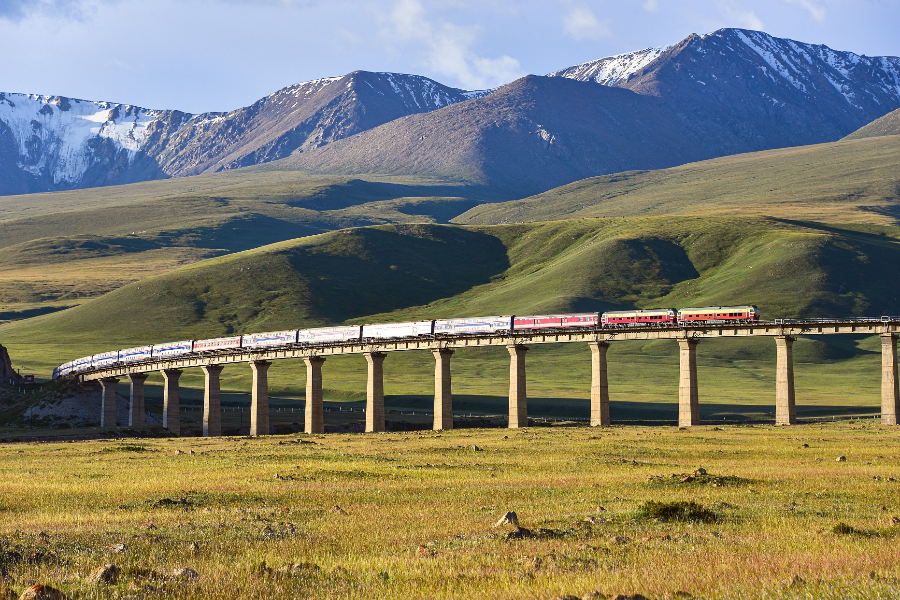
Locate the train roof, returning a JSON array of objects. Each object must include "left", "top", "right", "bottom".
[
  {"left": 678, "top": 305, "right": 758, "bottom": 311},
  {"left": 603, "top": 308, "right": 675, "bottom": 314},
  {"left": 514, "top": 313, "right": 598, "bottom": 318}
]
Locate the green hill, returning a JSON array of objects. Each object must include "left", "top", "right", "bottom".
[
  {"left": 0, "top": 170, "right": 496, "bottom": 322},
  {"left": 454, "top": 135, "right": 900, "bottom": 226},
  {"left": 6, "top": 133, "right": 899, "bottom": 326},
  {"left": 4, "top": 216, "right": 900, "bottom": 375}
]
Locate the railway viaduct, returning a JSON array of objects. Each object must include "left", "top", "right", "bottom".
[{"left": 77, "top": 319, "right": 900, "bottom": 435}]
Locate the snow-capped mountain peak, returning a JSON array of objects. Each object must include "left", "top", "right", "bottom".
[
  {"left": 716, "top": 28, "right": 900, "bottom": 108},
  {"left": 0, "top": 93, "right": 189, "bottom": 186},
  {"left": 0, "top": 71, "right": 491, "bottom": 194},
  {"left": 548, "top": 46, "right": 669, "bottom": 86}
]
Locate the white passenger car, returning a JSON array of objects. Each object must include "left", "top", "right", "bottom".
[
  {"left": 120, "top": 345, "right": 153, "bottom": 363},
  {"left": 297, "top": 326, "right": 362, "bottom": 344},
  {"left": 434, "top": 316, "right": 512, "bottom": 335},
  {"left": 92, "top": 351, "right": 120, "bottom": 368},
  {"left": 242, "top": 330, "right": 298, "bottom": 348},
  {"left": 362, "top": 321, "right": 434, "bottom": 340},
  {"left": 152, "top": 340, "right": 194, "bottom": 358}
]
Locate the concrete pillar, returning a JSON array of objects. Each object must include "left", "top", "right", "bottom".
[
  {"left": 432, "top": 348, "right": 454, "bottom": 431},
  {"left": 775, "top": 336, "right": 796, "bottom": 425},
  {"left": 678, "top": 339, "right": 699, "bottom": 427},
  {"left": 162, "top": 369, "right": 182, "bottom": 435},
  {"left": 304, "top": 356, "right": 325, "bottom": 434},
  {"left": 99, "top": 377, "right": 119, "bottom": 428},
  {"left": 881, "top": 334, "right": 899, "bottom": 425},
  {"left": 589, "top": 341, "right": 610, "bottom": 427},
  {"left": 365, "top": 352, "right": 386, "bottom": 433},
  {"left": 250, "top": 361, "right": 271, "bottom": 436},
  {"left": 507, "top": 345, "right": 528, "bottom": 428},
  {"left": 202, "top": 365, "right": 224, "bottom": 437},
  {"left": 127, "top": 373, "right": 147, "bottom": 427}
]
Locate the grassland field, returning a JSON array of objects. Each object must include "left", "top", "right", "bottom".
[{"left": 2, "top": 422, "right": 900, "bottom": 599}]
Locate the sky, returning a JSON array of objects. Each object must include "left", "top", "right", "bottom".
[{"left": 0, "top": 0, "right": 897, "bottom": 114}]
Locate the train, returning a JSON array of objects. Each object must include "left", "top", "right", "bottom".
[{"left": 53, "top": 306, "right": 759, "bottom": 378}]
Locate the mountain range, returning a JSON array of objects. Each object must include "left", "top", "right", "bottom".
[{"left": 1, "top": 28, "right": 898, "bottom": 197}]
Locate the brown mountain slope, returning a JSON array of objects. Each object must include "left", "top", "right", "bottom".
[
  {"left": 276, "top": 75, "right": 715, "bottom": 197},
  {"left": 157, "top": 71, "right": 487, "bottom": 177},
  {"left": 277, "top": 29, "right": 900, "bottom": 197}
]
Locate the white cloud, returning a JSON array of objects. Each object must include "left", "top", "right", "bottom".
[
  {"left": 642, "top": 0, "right": 658, "bottom": 11},
  {"left": 716, "top": 1, "right": 764, "bottom": 30},
  {"left": 0, "top": 0, "right": 113, "bottom": 22},
  {"left": 0, "top": 0, "right": 319, "bottom": 22},
  {"left": 562, "top": 4, "right": 612, "bottom": 41},
  {"left": 382, "top": 0, "right": 524, "bottom": 90},
  {"left": 782, "top": 0, "right": 827, "bottom": 22}
]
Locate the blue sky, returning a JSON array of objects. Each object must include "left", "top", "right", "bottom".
[{"left": 1, "top": 0, "right": 897, "bottom": 113}]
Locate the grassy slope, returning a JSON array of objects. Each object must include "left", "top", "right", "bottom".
[
  {"left": 3, "top": 134, "right": 898, "bottom": 323},
  {"left": 844, "top": 108, "right": 900, "bottom": 140},
  {"left": 454, "top": 136, "right": 900, "bottom": 226},
  {"left": 2, "top": 217, "right": 898, "bottom": 419},
  {"left": 0, "top": 171, "right": 495, "bottom": 320}
]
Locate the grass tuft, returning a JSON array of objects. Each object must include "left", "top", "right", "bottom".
[
  {"left": 636, "top": 500, "right": 718, "bottom": 523},
  {"left": 832, "top": 522, "right": 859, "bottom": 535}
]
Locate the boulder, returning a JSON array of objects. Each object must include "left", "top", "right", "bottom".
[
  {"left": 172, "top": 567, "right": 199, "bottom": 581},
  {"left": 494, "top": 511, "right": 519, "bottom": 528},
  {"left": 86, "top": 564, "right": 118, "bottom": 585},
  {"left": 18, "top": 585, "right": 66, "bottom": 600}
]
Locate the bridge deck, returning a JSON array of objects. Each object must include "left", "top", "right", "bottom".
[{"left": 79, "top": 319, "right": 900, "bottom": 381}]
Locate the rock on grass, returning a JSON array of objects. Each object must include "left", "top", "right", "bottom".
[
  {"left": 172, "top": 567, "right": 199, "bottom": 581},
  {"left": 18, "top": 585, "right": 66, "bottom": 600},
  {"left": 86, "top": 564, "right": 118, "bottom": 584},
  {"left": 493, "top": 511, "right": 519, "bottom": 528}
]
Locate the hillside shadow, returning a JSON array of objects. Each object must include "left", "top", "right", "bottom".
[
  {"left": 378, "top": 394, "right": 882, "bottom": 425},
  {"left": 768, "top": 218, "right": 900, "bottom": 244},
  {"left": 284, "top": 179, "right": 514, "bottom": 211},
  {"left": 287, "top": 225, "right": 511, "bottom": 322},
  {"left": 163, "top": 213, "right": 331, "bottom": 252},
  {"left": 393, "top": 199, "right": 484, "bottom": 223},
  {"left": 768, "top": 217, "right": 900, "bottom": 317},
  {"left": 0, "top": 305, "right": 75, "bottom": 321}
]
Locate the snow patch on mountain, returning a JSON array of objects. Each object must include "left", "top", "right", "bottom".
[
  {"left": 0, "top": 93, "right": 185, "bottom": 184},
  {"left": 374, "top": 72, "right": 493, "bottom": 109},
  {"left": 548, "top": 46, "right": 669, "bottom": 86},
  {"left": 719, "top": 29, "right": 900, "bottom": 107},
  {"left": 551, "top": 28, "right": 900, "bottom": 115}
]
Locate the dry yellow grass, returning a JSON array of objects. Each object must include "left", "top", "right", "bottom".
[{"left": 1, "top": 422, "right": 899, "bottom": 599}]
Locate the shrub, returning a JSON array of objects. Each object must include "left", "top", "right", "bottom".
[
  {"left": 831, "top": 522, "right": 859, "bottom": 535},
  {"left": 636, "top": 500, "right": 717, "bottom": 523}
]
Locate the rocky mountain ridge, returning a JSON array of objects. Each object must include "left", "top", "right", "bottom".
[
  {"left": 0, "top": 28, "right": 898, "bottom": 197},
  {"left": 281, "top": 29, "right": 900, "bottom": 196},
  {"left": 0, "top": 72, "right": 490, "bottom": 195}
]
